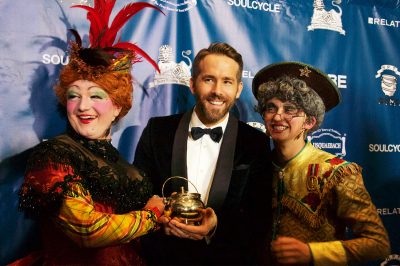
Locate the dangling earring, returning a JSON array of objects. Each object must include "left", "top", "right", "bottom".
[{"left": 295, "top": 124, "right": 306, "bottom": 140}]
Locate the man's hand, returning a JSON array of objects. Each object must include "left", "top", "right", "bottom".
[
  {"left": 163, "top": 208, "right": 217, "bottom": 240},
  {"left": 271, "top": 236, "right": 312, "bottom": 265}
]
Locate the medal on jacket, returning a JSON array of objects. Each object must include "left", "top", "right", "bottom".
[{"left": 306, "top": 164, "right": 320, "bottom": 192}]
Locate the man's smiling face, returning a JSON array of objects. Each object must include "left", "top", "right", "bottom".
[{"left": 190, "top": 54, "right": 243, "bottom": 127}]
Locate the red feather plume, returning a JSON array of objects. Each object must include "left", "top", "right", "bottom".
[
  {"left": 71, "top": 5, "right": 104, "bottom": 46},
  {"left": 102, "top": 2, "right": 161, "bottom": 47},
  {"left": 71, "top": 0, "right": 163, "bottom": 71}
]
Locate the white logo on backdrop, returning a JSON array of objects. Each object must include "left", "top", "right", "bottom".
[
  {"left": 42, "top": 54, "right": 69, "bottom": 65},
  {"left": 307, "top": 128, "right": 346, "bottom": 157},
  {"left": 375, "top": 65, "right": 400, "bottom": 97},
  {"left": 151, "top": 0, "right": 197, "bottom": 12},
  {"left": 368, "top": 17, "right": 400, "bottom": 28},
  {"left": 307, "top": 0, "right": 345, "bottom": 35},
  {"left": 57, "top": 0, "right": 92, "bottom": 6},
  {"left": 226, "top": 0, "right": 282, "bottom": 13},
  {"left": 149, "top": 45, "right": 192, "bottom": 88},
  {"left": 369, "top": 144, "right": 400, "bottom": 153}
]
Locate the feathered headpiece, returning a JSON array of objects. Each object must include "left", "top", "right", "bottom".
[{"left": 68, "top": 0, "right": 162, "bottom": 78}]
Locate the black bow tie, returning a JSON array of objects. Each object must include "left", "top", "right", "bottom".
[{"left": 191, "top": 126, "right": 223, "bottom": 143}]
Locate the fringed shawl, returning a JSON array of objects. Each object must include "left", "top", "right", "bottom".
[{"left": 273, "top": 142, "right": 362, "bottom": 230}]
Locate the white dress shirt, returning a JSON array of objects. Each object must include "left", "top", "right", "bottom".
[{"left": 186, "top": 110, "right": 229, "bottom": 205}]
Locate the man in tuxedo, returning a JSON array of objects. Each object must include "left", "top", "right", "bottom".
[{"left": 134, "top": 42, "right": 272, "bottom": 265}]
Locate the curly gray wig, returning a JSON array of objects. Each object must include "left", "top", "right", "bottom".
[{"left": 255, "top": 75, "right": 325, "bottom": 132}]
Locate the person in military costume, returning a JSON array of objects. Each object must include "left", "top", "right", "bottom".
[{"left": 253, "top": 61, "right": 390, "bottom": 266}]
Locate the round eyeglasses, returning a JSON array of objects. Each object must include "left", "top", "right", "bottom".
[{"left": 263, "top": 103, "right": 305, "bottom": 121}]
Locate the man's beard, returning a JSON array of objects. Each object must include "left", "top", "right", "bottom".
[{"left": 195, "top": 93, "right": 235, "bottom": 124}]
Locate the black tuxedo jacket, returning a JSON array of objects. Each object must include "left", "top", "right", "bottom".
[{"left": 134, "top": 111, "right": 273, "bottom": 265}]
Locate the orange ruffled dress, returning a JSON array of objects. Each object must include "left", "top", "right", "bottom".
[{"left": 14, "top": 131, "right": 158, "bottom": 265}]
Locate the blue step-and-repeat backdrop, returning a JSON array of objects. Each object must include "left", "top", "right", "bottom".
[{"left": 0, "top": 0, "right": 399, "bottom": 264}]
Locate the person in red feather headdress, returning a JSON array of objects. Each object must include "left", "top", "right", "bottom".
[{"left": 11, "top": 1, "right": 164, "bottom": 265}]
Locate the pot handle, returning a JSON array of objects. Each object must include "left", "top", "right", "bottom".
[{"left": 161, "top": 176, "right": 199, "bottom": 198}]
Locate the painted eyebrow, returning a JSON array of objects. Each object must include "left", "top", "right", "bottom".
[
  {"left": 67, "top": 85, "right": 79, "bottom": 90},
  {"left": 87, "top": 86, "right": 106, "bottom": 91},
  {"left": 66, "top": 85, "right": 103, "bottom": 90}
]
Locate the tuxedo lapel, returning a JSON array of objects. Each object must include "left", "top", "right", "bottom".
[
  {"left": 207, "top": 115, "right": 238, "bottom": 210},
  {"left": 170, "top": 110, "right": 191, "bottom": 192}
]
